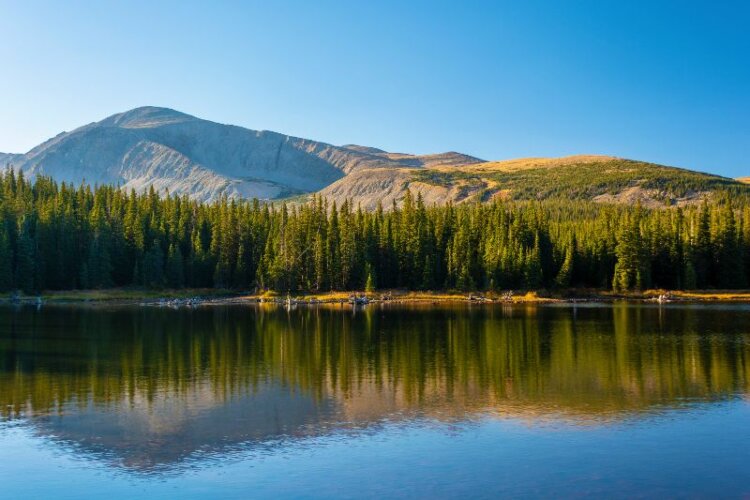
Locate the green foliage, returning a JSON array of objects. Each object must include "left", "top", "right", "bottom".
[
  {"left": 167, "top": 243, "right": 185, "bottom": 288},
  {"left": 1, "top": 170, "right": 749, "bottom": 293},
  {"left": 554, "top": 238, "right": 575, "bottom": 289},
  {"left": 414, "top": 159, "right": 750, "bottom": 202},
  {"left": 612, "top": 208, "right": 650, "bottom": 291},
  {"left": 365, "top": 265, "right": 376, "bottom": 293}
]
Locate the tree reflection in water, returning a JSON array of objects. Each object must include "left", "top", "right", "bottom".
[{"left": 0, "top": 303, "right": 748, "bottom": 471}]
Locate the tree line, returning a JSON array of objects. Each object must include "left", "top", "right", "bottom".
[{"left": 0, "top": 169, "right": 749, "bottom": 293}]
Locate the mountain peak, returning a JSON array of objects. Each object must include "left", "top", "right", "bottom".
[
  {"left": 100, "top": 106, "right": 197, "bottom": 129},
  {"left": 342, "top": 144, "right": 388, "bottom": 155}
]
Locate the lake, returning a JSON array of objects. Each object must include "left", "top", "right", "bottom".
[{"left": 0, "top": 302, "right": 748, "bottom": 498}]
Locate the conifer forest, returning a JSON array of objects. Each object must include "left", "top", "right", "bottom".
[{"left": 1, "top": 169, "right": 749, "bottom": 294}]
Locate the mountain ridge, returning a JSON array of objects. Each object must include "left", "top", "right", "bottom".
[
  {"left": 1, "top": 106, "right": 483, "bottom": 202},
  {"left": 0, "top": 106, "right": 747, "bottom": 207}
]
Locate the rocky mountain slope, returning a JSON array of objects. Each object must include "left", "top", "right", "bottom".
[
  {"left": 0, "top": 153, "right": 22, "bottom": 168},
  {"left": 0, "top": 106, "right": 481, "bottom": 202},
  {"left": 1, "top": 106, "right": 746, "bottom": 207}
]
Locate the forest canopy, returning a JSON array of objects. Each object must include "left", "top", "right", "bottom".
[{"left": 0, "top": 168, "right": 749, "bottom": 294}]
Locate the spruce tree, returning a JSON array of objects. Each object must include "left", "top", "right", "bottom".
[
  {"left": 0, "top": 224, "right": 12, "bottom": 291},
  {"left": 167, "top": 243, "right": 185, "bottom": 288},
  {"left": 15, "top": 216, "right": 36, "bottom": 293}
]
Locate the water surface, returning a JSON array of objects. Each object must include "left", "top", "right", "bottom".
[{"left": 0, "top": 303, "right": 748, "bottom": 498}]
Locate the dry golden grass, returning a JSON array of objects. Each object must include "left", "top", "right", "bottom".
[
  {"left": 9, "top": 287, "right": 749, "bottom": 305},
  {"left": 438, "top": 155, "right": 619, "bottom": 174},
  {"left": 236, "top": 290, "right": 558, "bottom": 304},
  {"left": 737, "top": 177, "right": 750, "bottom": 184},
  {"left": 667, "top": 290, "right": 750, "bottom": 300},
  {"left": 638, "top": 289, "right": 750, "bottom": 301}
]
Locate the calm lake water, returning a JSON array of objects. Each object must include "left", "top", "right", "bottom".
[{"left": 0, "top": 302, "right": 748, "bottom": 498}]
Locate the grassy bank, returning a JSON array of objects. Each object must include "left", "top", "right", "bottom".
[
  {"left": 242, "top": 290, "right": 560, "bottom": 304},
  {"left": 556, "top": 288, "right": 750, "bottom": 302},
  {"left": 643, "top": 289, "right": 750, "bottom": 301},
  {"left": 2, "top": 288, "right": 750, "bottom": 305},
  {"left": 0, "top": 288, "right": 236, "bottom": 303}
]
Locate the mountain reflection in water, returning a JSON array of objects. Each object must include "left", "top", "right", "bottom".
[{"left": 0, "top": 303, "right": 748, "bottom": 472}]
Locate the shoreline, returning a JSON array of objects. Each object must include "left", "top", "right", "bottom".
[{"left": 2, "top": 288, "right": 750, "bottom": 307}]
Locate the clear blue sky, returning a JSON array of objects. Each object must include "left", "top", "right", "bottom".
[{"left": 1, "top": 0, "right": 748, "bottom": 177}]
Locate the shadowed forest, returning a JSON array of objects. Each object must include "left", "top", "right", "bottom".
[{"left": 0, "top": 169, "right": 749, "bottom": 294}]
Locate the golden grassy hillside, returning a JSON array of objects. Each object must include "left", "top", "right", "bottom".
[{"left": 305, "top": 156, "right": 750, "bottom": 210}]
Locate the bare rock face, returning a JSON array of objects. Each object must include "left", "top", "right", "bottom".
[
  {"left": 1, "top": 106, "right": 483, "bottom": 202},
  {"left": 318, "top": 168, "right": 491, "bottom": 210},
  {"left": 0, "top": 153, "right": 23, "bottom": 169}
]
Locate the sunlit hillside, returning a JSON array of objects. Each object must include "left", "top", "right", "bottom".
[{"left": 318, "top": 155, "right": 750, "bottom": 209}]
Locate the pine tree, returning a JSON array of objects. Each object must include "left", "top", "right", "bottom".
[
  {"left": 15, "top": 216, "right": 36, "bottom": 293},
  {"left": 612, "top": 210, "right": 649, "bottom": 291},
  {"left": 0, "top": 223, "right": 12, "bottom": 291},
  {"left": 142, "top": 239, "right": 165, "bottom": 288},
  {"left": 694, "top": 199, "right": 712, "bottom": 287},
  {"left": 555, "top": 242, "right": 574, "bottom": 289},
  {"left": 327, "top": 203, "right": 341, "bottom": 290},
  {"left": 364, "top": 263, "right": 376, "bottom": 293},
  {"left": 167, "top": 243, "right": 185, "bottom": 288},
  {"left": 524, "top": 236, "right": 543, "bottom": 289},
  {"left": 716, "top": 201, "right": 746, "bottom": 288}
]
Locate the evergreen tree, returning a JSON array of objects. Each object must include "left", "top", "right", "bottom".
[
  {"left": 694, "top": 199, "right": 712, "bottom": 287},
  {"left": 0, "top": 224, "right": 12, "bottom": 291},
  {"left": 364, "top": 263, "right": 376, "bottom": 293},
  {"left": 167, "top": 243, "right": 185, "bottom": 288},
  {"left": 142, "top": 239, "right": 165, "bottom": 288},
  {"left": 555, "top": 241, "right": 574, "bottom": 289},
  {"left": 15, "top": 216, "right": 36, "bottom": 293},
  {"left": 523, "top": 235, "right": 543, "bottom": 289},
  {"left": 716, "top": 201, "right": 746, "bottom": 288},
  {"left": 613, "top": 210, "right": 649, "bottom": 291}
]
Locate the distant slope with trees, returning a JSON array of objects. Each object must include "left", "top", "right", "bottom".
[{"left": 319, "top": 156, "right": 750, "bottom": 209}]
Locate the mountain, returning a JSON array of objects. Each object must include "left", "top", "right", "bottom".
[
  {"left": 0, "top": 152, "right": 22, "bottom": 168},
  {"left": 1, "top": 106, "right": 746, "bottom": 207},
  {"left": 0, "top": 106, "right": 482, "bottom": 202},
  {"left": 319, "top": 155, "right": 749, "bottom": 209}
]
